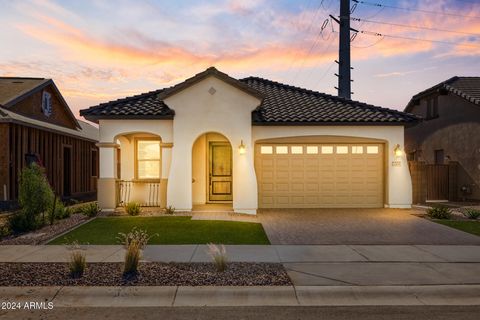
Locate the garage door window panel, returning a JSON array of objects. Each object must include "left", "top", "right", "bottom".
[
  {"left": 276, "top": 146, "right": 288, "bottom": 154},
  {"left": 291, "top": 146, "right": 303, "bottom": 154},
  {"left": 336, "top": 146, "right": 349, "bottom": 154},
  {"left": 260, "top": 146, "right": 273, "bottom": 154},
  {"left": 367, "top": 146, "right": 379, "bottom": 154},
  {"left": 321, "top": 146, "right": 334, "bottom": 154},
  {"left": 306, "top": 146, "right": 318, "bottom": 154}
]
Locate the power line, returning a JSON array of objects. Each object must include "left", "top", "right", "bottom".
[
  {"left": 358, "top": 29, "right": 480, "bottom": 48},
  {"left": 452, "top": 0, "right": 479, "bottom": 4},
  {"left": 352, "top": 0, "right": 480, "bottom": 19},
  {"left": 287, "top": 0, "right": 327, "bottom": 72},
  {"left": 351, "top": 17, "right": 480, "bottom": 36},
  {"left": 351, "top": 34, "right": 385, "bottom": 48},
  {"left": 293, "top": 18, "right": 334, "bottom": 82},
  {"left": 303, "top": 28, "right": 338, "bottom": 81},
  {"left": 316, "top": 61, "right": 336, "bottom": 89}
]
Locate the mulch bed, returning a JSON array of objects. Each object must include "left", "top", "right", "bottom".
[
  {"left": 0, "top": 214, "right": 90, "bottom": 245},
  {"left": 0, "top": 262, "right": 292, "bottom": 286}
]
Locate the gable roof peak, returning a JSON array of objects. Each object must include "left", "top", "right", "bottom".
[
  {"left": 157, "top": 66, "right": 264, "bottom": 100},
  {"left": 405, "top": 75, "right": 480, "bottom": 111}
]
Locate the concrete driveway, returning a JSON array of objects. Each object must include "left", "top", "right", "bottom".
[{"left": 257, "top": 208, "right": 480, "bottom": 245}]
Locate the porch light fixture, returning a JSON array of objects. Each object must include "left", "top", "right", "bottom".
[
  {"left": 238, "top": 140, "right": 246, "bottom": 155},
  {"left": 394, "top": 144, "right": 403, "bottom": 157}
]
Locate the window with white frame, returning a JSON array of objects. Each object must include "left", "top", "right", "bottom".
[{"left": 136, "top": 139, "right": 161, "bottom": 179}]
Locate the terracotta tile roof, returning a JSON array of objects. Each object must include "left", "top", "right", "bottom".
[
  {"left": 405, "top": 76, "right": 480, "bottom": 112},
  {"left": 80, "top": 88, "right": 175, "bottom": 120},
  {"left": 241, "top": 77, "right": 419, "bottom": 125},
  {"left": 81, "top": 68, "right": 419, "bottom": 125}
]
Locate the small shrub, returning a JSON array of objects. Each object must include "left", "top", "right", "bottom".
[
  {"left": 207, "top": 243, "right": 228, "bottom": 272},
  {"left": 0, "top": 224, "right": 12, "bottom": 239},
  {"left": 17, "top": 163, "right": 54, "bottom": 231},
  {"left": 117, "top": 227, "right": 157, "bottom": 249},
  {"left": 7, "top": 212, "right": 31, "bottom": 233},
  {"left": 164, "top": 205, "right": 175, "bottom": 215},
  {"left": 463, "top": 208, "right": 480, "bottom": 220},
  {"left": 123, "top": 240, "right": 141, "bottom": 277},
  {"left": 81, "top": 202, "right": 101, "bottom": 218},
  {"left": 427, "top": 205, "right": 452, "bottom": 219},
  {"left": 69, "top": 252, "right": 86, "bottom": 278},
  {"left": 125, "top": 202, "right": 142, "bottom": 216},
  {"left": 68, "top": 241, "right": 86, "bottom": 278},
  {"left": 47, "top": 199, "right": 68, "bottom": 224},
  {"left": 62, "top": 207, "right": 72, "bottom": 219}
]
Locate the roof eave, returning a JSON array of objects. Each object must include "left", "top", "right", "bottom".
[
  {"left": 82, "top": 114, "right": 175, "bottom": 123},
  {"left": 252, "top": 120, "right": 419, "bottom": 127}
]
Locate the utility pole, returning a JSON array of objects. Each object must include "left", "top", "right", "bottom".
[{"left": 330, "top": 0, "right": 357, "bottom": 100}]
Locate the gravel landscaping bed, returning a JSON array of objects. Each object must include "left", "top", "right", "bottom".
[
  {"left": 0, "top": 262, "right": 291, "bottom": 286},
  {"left": 0, "top": 214, "right": 90, "bottom": 245}
]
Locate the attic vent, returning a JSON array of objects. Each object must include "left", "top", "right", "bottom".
[
  {"left": 12, "top": 81, "right": 23, "bottom": 84},
  {"left": 208, "top": 87, "right": 216, "bottom": 95},
  {"left": 41, "top": 91, "right": 52, "bottom": 117}
]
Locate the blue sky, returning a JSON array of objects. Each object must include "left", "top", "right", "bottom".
[{"left": 0, "top": 0, "right": 479, "bottom": 117}]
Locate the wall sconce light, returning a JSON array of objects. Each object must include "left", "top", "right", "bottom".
[
  {"left": 394, "top": 144, "right": 403, "bottom": 157},
  {"left": 238, "top": 140, "right": 246, "bottom": 155}
]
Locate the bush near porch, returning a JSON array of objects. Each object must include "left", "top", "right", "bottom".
[{"left": 48, "top": 216, "right": 270, "bottom": 245}]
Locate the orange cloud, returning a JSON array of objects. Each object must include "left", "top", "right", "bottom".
[{"left": 15, "top": 13, "right": 338, "bottom": 73}]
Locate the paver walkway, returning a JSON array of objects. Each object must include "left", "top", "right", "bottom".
[
  {"left": 257, "top": 208, "right": 480, "bottom": 245},
  {"left": 1, "top": 245, "right": 479, "bottom": 286}
]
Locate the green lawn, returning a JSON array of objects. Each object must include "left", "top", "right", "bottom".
[
  {"left": 48, "top": 216, "right": 270, "bottom": 245},
  {"left": 434, "top": 220, "right": 480, "bottom": 236}
]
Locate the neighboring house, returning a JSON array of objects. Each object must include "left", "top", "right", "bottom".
[
  {"left": 404, "top": 76, "right": 480, "bottom": 201},
  {"left": 0, "top": 77, "right": 99, "bottom": 210},
  {"left": 80, "top": 67, "right": 418, "bottom": 214}
]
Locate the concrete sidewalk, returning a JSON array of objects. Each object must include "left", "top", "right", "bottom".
[
  {"left": 1, "top": 244, "right": 479, "bottom": 263},
  {"left": 1, "top": 245, "right": 479, "bottom": 286},
  {"left": 1, "top": 285, "right": 479, "bottom": 307}
]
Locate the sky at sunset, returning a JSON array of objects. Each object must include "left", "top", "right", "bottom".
[{"left": 1, "top": 0, "right": 479, "bottom": 119}]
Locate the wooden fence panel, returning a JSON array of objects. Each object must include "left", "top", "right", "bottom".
[
  {"left": 409, "top": 161, "right": 427, "bottom": 204},
  {"left": 409, "top": 161, "right": 457, "bottom": 203},
  {"left": 426, "top": 165, "right": 449, "bottom": 200}
]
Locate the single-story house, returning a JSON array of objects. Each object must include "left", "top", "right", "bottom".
[
  {"left": 0, "top": 77, "right": 99, "bottom": 210},
  {"left": 405, "top": 76, "right": 480, "bottom": 201},
  {"left": 80, "top": 67, "right": 418, "bottom": 214}
]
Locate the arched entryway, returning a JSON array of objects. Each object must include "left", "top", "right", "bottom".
[{"left": 192, "top": 132, "right": 233, "bottom": 210}]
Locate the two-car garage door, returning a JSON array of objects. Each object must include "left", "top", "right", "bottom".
[{"left": 255, "top": 142, "right": 384, "bottom": 208}]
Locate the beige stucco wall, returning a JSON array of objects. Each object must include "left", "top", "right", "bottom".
[
  {"left": 164, "top": 76, "right": 262, "bottom": 214},
  {"left": 252, "top": 126, "right": 412, "bottom": 208},
  {"left": 95, "top": 78, "right": 413, "bottom": 212},
  {"left": 192, "top": 134, "right": 207, "bottom": 204}
]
